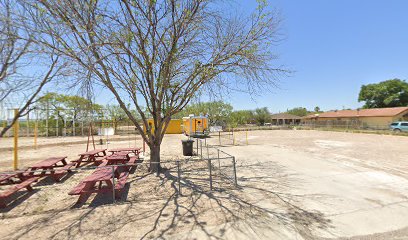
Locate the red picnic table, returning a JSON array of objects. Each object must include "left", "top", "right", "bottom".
[
  {"left": 0, "top": 172, "right": 25, "bottom": 185},
  {"left": 25, "top": 156, "right": 73, "bottom": 182},
  {"left": 104, "top": 151, "right": 138, "bottom": 168},
  {"left": 108, "top": 147, "right": 141, "bottom": 158},
  {"left": 69, "top": 166, "right": 129, "bottom": 204},
  {"left": 0, "top": 176, "right": 40, "bottom": 208},
  {"left": 75, "top": 149, "right": 107, "bottom": 168},
  {"left": 103, "top": 152, "right": 130, "bottom": 166}
]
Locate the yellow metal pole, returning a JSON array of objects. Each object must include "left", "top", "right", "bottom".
[
  {"left": 34, "top": 121, "right": 38, "bottom": 149},
  {"left": 246, "top": 130, "right": 248, "bottom": 145},
  {"left": 13, "top": 109, "right": 19, "bottom": 170}
]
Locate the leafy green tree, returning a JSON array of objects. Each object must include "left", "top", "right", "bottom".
[
  {"left": 175, "top": 101, "right": 233, "bottom": 125},
  {"left": 314, "top": 106, "right": 321, "bottom": 113},
  {"left": 358, "top": 79, "right": 408, "bottom": 108},
  {"left": 229, "top": 110, "right": 254, "bottom": 127},
  {"left": 37, "top": 92, "right": 103, "bottom": 124},
  {"left": 105, "top": 105, "right": 128, "bottom": 131},
  {"left": 286, "top": 107, "right": 309, "bottom": 117},
  {"left": 254, "top": 107, "right": 270, "bottom": 126}
]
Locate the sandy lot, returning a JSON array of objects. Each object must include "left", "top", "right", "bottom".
[{"left": 1, "top": 130, "right": 408, "bottom": 239}]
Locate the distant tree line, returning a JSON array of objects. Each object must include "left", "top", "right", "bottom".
[{"left": 174, "top": 101, "right": 322, "bottom": 127}]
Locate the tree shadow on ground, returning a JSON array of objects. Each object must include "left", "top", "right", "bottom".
[
  {"left": 1, "top": 159, "right": 336, "bottom": 240},
  {"left": 0, "top": 189, "right": 39, "bottom": 213},
  {"left": 132, "top": 159, "right": 335, "bottom": 239}
]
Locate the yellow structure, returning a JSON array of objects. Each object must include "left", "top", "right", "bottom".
[
  {"left": 182, "top": 115, "right": 208, "bottom": 136},
  {"left": 144, "top": 119, "right": 183, "bottom": 134}
]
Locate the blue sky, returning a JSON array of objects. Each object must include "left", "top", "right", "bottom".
[
  {"left": 227, "top": 0, "right": 408, "bottom": 112},
  {"left": 89, "top": 0, "right": 408, "bottom": 113}
]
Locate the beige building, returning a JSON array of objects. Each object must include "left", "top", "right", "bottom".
[
  {"left": 302, "top": 107, "right": 408, "bottom": 129},
  {"left": 270, "top": 113, "right": 302, "bottom": 125}
]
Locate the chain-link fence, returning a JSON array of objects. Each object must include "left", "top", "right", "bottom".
[
  {"left": 187, "top": 138, "right": 238, "bottom": 191},
  {"left": 299, "top": 120, "right": 392, "bottom": 130},
  {"left": 0, "top": 108, "right": 141, "bottom": 138}
]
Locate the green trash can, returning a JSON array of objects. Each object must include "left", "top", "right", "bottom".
[{"left": 181, "top": 140, "right": 194, "bottom": 156}]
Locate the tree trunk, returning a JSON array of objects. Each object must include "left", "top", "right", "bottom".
[
  {"left": 0, "top": 123, "right": 13, "bottom": 137},
  {"left": 149, "top": 143, "right": 161, "bottom": 174}
]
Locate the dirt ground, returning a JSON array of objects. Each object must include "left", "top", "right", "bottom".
[{"left": 1, "top": 130, "right": 408, "bottom": 239}]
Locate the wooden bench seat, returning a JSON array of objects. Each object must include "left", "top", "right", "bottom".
[
  {"left": 98, "top": 160, "right": 109, "bottom": 167},
  {"left": 124, "top": 157, "right": 137, "bottom": 171},
  {"left": 115, "top": 172, "right": 129, "bottom": 190},
  {"left": 51, "top": 162, "right": 76, "bottom": 181},
  {"left": 54, "top": 162, "right": 76, "bottom": 175},
  {"left": 68, "top": 182, "right": 87, "bottom": 195},
  {"left": 128, "top": 157, "right": 137, "bottom": 164},
  {"left": 69, "top": 171, "right": 129, "bottom": 195},
  {"left": 0, "top": 177, "right": 40, "bottom": 208}
]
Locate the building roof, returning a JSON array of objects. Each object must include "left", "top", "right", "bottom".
[
  {"left": 270, "top": 113, "right": 302, "bottom": 119},
  {"left": 303, "top": 107, "right": 408, "bottom": 119}
]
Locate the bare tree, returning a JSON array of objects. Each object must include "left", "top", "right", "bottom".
[
  {"left": 0, "top": 0, "right": 67, "bottom": 137},
  {"left": 0, "top": 0, "right": 31, "bottom": 102},
  {"left": 0, "top": 56, "right": 64, "bottom": 137},
  {"left": 28, "top": 0, "right": 287, "bottom": 172}
]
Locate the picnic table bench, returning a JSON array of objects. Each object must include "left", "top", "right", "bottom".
[
  {"left": 105, "top": 152, "right": 138, "bottom": 170},
  {"left": 0, "top": 176, "right": 40, "bottom": 208},
  {"left": 68, "top": 166, "right": 129, "bottom": 204},
  {"left": 105, "top": 152, "right": 130, "bottom": 164},
  {"left": 74, "top": 149, "right": 107, "bottom": 168},
  {"left": 0, "top": 172, "right": 25, "bottom": 185},
  {"left": 24, "top": 156, "right": 74, "bottom": 182},
  {"left": 108, "top": 147, "right": 141, "bottom": 158}
]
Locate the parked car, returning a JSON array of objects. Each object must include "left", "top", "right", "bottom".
[{"left": 390, "top": 121, "right": 408, "bottom": 132}]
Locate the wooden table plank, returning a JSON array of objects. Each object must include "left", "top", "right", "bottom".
[
  {"left": 75, "top": 149, "right": 107, "bottom": 168},
  {"left": 30, "top": 156, "right": 67, "bottom": 168},
  {"left": 79, "top": 149, "right": 107, "bottom": 156},
  {"left": 0, "top": 173, "right": 18, "bottom": 184},
  {"left": 82, "top": 167, "right": 117, "bottom": 182},
  {"left": 108, "top": 148, "right": 141, "bottom": 153}
]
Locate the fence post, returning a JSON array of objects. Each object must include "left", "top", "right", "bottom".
[
  {"left": 46, "top": 105, "right": 49, "bottom": 137},
  {"left": 26, "top": 113, "right": 30, "bottom": 137},
  {"left": 207, "top": 143, "right": 210, "bottom": 159},
  {"left": 73, "top": 115, "right": 76, "bottom": 136},
  {"left": 200, "top": 140, "right": 203, "bottom": 159},
  {"left": 217, "top": 149, "right": 221, "bottom": 171},
  {"left": 232, "top": 156, "right": 237, "bottom": 187},
  {"left": 13, "top": 109, "right": 19, "bottom": 170},
  {"left": 56, "top": 114, "right": 59, "bottom": 137},
  {"left": 81, "top": 121, "right": 84, "bottom": 136},
  {"left": 64, "top": 118, "right": 67, "bottom": 137},
  {"left": 196, "top": 138, "right": 199, "bottom": 155},
  {"left": 218, "top": 131, "right": 221, "bottom": 145},
  {"left": 246, "top": 130, "right": 248, "bottom": 145},
  {"left": 111, "top": 166, "right": 116, "bottom": 203},
  {"left": 218, "top": 148, "right": 221, "bottom": 177},
  {"left": 208, "top": 158, "right": 213, "bottom": 191},
  {"left": 34, "top": 121, "right": 38, "bottom": 149},
  {"left": 177, "top": 160, "right": 181, "bottom": 195}
]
